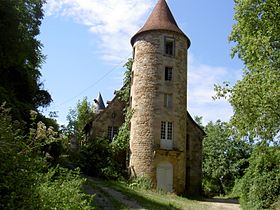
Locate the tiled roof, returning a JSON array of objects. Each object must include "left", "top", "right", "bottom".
[{"left": 131, "top": 0, "right": 190, "bottom": 47}]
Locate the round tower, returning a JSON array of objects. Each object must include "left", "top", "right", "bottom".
[{"left": 129, "top": 0, "right": 190, "bottom": 193}]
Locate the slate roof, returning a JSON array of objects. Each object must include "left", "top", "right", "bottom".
[
  {"left": 131, "top": 0, "right": 190, "bottom": 47},
  {"left": 94, "top": 92, "right": 105, "bottom": 110}
]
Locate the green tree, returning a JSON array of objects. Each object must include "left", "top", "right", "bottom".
[
  {"left": 215, "top": 0, "right": 280, "bottom": 142},
  {"left": 66, "top": 97, "right": 95, "bottom": 143},
  {"left": 233, "top": 145, "right": 280, "bottom": 209},
  {"left": 203, "top": 120, "right": 252, "bottom": 195},
  {"left": 0, "top": 0, "right": 52, "bottom": 122}
]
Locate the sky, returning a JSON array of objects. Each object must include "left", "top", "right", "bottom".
[{"left": 39, "top": 0, "right": 244, "bottom": 126}]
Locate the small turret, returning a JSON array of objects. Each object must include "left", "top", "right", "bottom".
[{"left": 94, "top": 92, "right": 105, "bottom": 111}]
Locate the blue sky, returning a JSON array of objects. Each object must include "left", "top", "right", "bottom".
[{"left": 40, "top": 0, "right": 243, "bottom": 125}]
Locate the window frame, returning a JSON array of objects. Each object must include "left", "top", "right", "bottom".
[
  {"left": 164, "top": 93, "right": 173, "bottom": 109},
  {"left": 160, "top": 121, "right": 173, "bottom": 141},
  {"left": 107, "top": 126, "right": 118, "bottom": 141},
  {"left": 160, "top": 121, "right": 173, "bottom": 150},
  {"left": 164, "top": 36, "right": 175, "bottom": 56},
  {"left": 165, "top": 66, "right": 173, "bottom": 81}
]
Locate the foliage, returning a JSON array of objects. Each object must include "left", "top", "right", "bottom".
[
  {"left": 0, "top": 0, "right": 52, "bottom": 122},
  {"left": 0, "top": 105, "right": 94, "bottom": 209},
  {"left": 232, "top": 145, "right": 280, "bottom": 209},
  {"left": 115, "top": 58, "right": 133, "bottom": 104},
  {"left": 37, "top": 166, "right": 93, "bottom": 210},
  {"left": 73, "top": 59, "right": 133, "bottom": 181},
  {"left": 66, "top": 97, "right": 95, "bottom": 143},
  {"left": 128, "top": 176, "right": 153, "bottom": 190},
  {"left": 79, "top": 137, "right": 111, "bottom": 177},
  {"left": 214, "top": 0, "right": 280, "bottom": 142},
  {"left": 202, "top": 120, "right": 252, "bottom": 196}
]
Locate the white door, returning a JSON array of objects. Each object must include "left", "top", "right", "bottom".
[{"left": 157, "top": 162, "right": 173, "bottom": 192}]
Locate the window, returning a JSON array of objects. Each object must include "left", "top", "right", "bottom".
[
  {"left": 164, "top": 37, "right": 175, "bottom": 56},
  {"left": 161, "top": 121, "right": 173, "bottom": 149},
  {"left": 108, "top": 126, "right": 118, "bottom": 140},
  {"left": 165, "top": 67, "right": 173, "bottom": 81},
  {"left": 164, "top": 93, "right": 173, "bottom": 108},
  {"left": 161, "top": 121, "right": 173, "bottom": 141}
]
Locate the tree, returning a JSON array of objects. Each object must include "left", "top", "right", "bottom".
[
  {"left": 0, "top": 0, "right": 52, "bottom": 122},
  {"left": 215, "top": 0, "right": 280, "bottom": 142},
  {"left": 203, "top": 120, "right": 252, "bottom": 195},
  {"left": 233, "top": 145, "right": 280, "bottom": 209},
  {"left": 66, "top": 97, "right": 95, "bottom": 143}
]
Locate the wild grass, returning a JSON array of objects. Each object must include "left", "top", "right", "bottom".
[{"left": 103, "top": 180, "right": 211, "bottom": 210}]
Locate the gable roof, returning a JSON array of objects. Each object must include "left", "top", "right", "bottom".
[{"left": 131, "top": 0, "right": 190, "bottom": 47}]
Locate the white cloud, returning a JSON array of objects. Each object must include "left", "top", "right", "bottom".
[
  {"left": 45, "top": 0, "right": 155, "bottom": 62},
  {"left": 188, "top": 55, "right": 242, "bottom": 124}
]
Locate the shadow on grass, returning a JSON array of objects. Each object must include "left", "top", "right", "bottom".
[
  {"left": 182, "top": 194, "right": 239, "bottom": 204},
  {"left": 202, "top": 198, "right": 239, "bottom": 204},
  {"left": 106, "top": 181, "right": 181, "bottom": 210}
]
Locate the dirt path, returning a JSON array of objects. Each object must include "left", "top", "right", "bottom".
[
  {"left": 200, "top": 198, "right": 241, "bottom": 210},
  {"left": 85, "top": 177, "right": 241, "bottom": 210},
  {"left": 85, "top": 177, "right": 146, "bottom": 210}
]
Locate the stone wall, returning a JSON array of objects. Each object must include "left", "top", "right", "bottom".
[
  {"left": 91, "top": 95, "right": 125, "bottom": 140},
  {"left": 129, "top": 30, "right": 189, "bottom": 193},
  {"left": 186, "top": 113, "right": 204, "bottom": 195}
]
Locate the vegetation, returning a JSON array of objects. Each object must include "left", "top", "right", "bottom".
[
  {"left": 0, "top": 105, "right": 94, "bottom": 209},
  {"left": 202, "top": 120, "right": 252, "bottom": 196},
  {"left": 213, "top": 0, "right": 280, "bottom": 209},
  {"left": 66, "top": 97, "right": 95, "bottom": 144},
  {"left": 232, "top": 145, "right": 280, "bottom": 209},
  {"left": 66, "top": 59, "right": 133, "bottom": 180},
  {"left": 0, "top": 1, "right": 95, "bottom": 208},
  {"left": 0, "top": 0, "right": 53, "bottom": 125},
  {"left": 215, "top": 0, "right": 280, "bottom": 143},
  {"left": 93, "top": 179, "right": 219, "bottom": 210}
]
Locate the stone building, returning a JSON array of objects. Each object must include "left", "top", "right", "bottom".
[
  {"left": 86, "top": 0, "right": 204, "bottom": 196},
  {"left": 129, "top": 0, "right": 204, "bottom": 195},
  {"left": 84, "top": 92, "right": 126, "bottom": 142}
]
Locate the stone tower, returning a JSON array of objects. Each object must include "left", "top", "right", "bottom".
[{"left": 129, "top": 0, "right": 191, "bottom": 194}]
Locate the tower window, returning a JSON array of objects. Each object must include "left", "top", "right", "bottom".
[
  {"left": 165, "top": 67, "right": 173, "bottom": 81},
  {"left": 160, "top": 121, "right": 173, "bottom": 150},
  {"left": 164, "top": 93, "right": 173, "bottom": 109},
  {"left": 108, "top": 126, "right": 118, "bottom": 141},
  {"left": 161, "top": 121, "right": 173, "bottom": 140},
  {"left": 164, "top": 37, "right": 175, "bottom": 56}
]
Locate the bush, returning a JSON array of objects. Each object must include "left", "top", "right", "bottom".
[
  {"left": 37, "top": 166, "right": 94, "bottom": 210},
  {"left": 232, "top": 146, "right": 280, "bottom": 209},
  {"left": 79, "top": 137, "right": 111, "bottom": 177},
  {"left": 0, "top": 105, "right": 94, "bottom": 209}
]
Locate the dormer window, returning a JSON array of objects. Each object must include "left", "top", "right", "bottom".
[{"left": 164, "top": 37, "right": 175, "bottom": 56}]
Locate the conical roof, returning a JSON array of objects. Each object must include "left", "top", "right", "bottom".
[
  {"left": 131, "top": 0, "right": 190, "bottom": 47},
  {"left": 94, "top": 92, "right": 105, "bottom": 110}
]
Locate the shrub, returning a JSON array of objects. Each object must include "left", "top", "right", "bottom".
[
  {"left": 232, "top": 146, "right": 280, "bottom": 209},
  {"left": 0, "top": 105, "right": 94, "bottom": 209},
  {"left": 37, "top": 166, "right": 94, "bottom": 210},
  {"left": 79, "top": 137, "right": 111, "bottom": 177}
]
